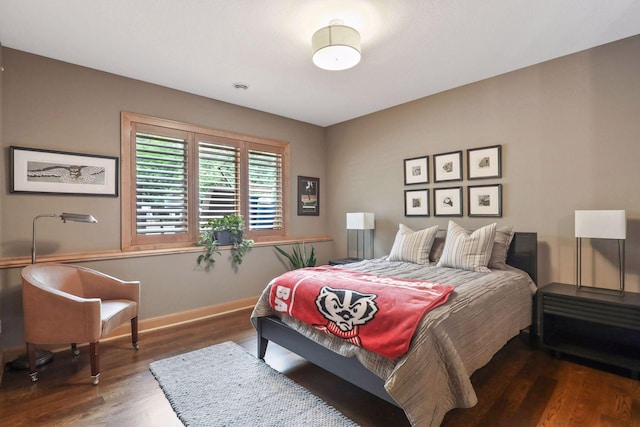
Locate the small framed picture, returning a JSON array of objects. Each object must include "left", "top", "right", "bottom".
[
  {"left": 468, "top": 184, "right": 502, "bottom": 217},
  {"left": 467, "top": 145, "right": 501, "bottom": 180},
  {"left": 297, "top": 176, "right": 319, "bottom": 216},
  {"left": 434, "top": 187, "right": 463, "bottom": 216},
  {"left": 433, "top": 150, "right": 462, "bottom": 183},
  {"left": 405, "top": 189, "right": 429, "bottom": 216},
  {"left": 404, "top": 156, "right": 429, "bottom": 185}
]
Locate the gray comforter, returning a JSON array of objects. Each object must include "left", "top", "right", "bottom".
[{"left": 251, "top": 258, "right": 536, "bottom": 426}]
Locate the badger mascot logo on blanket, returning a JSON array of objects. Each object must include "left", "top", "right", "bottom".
[{"left": 313, "top": 286, "right": 379, "bottom": 347}]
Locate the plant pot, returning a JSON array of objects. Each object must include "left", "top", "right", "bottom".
[{"left": 214, "top": 231, "right": 241, "bottom": 246}]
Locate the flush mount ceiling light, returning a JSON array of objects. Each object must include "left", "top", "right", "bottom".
[{"left": 312, "top": 19, "right": 361, "bottom": 71}]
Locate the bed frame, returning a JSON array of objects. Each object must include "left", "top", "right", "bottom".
[{"left": 256, "top": 232, "right": 537, "bottom": 406}]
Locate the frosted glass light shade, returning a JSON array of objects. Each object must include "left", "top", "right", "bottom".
[
  {"left": 346, "top": 212, "right": 374, "bottom": 230},
  {"left": 312, "top": 24, "right": 361, "bottom": 71},
  {"left": 575, "top": 210, "right": 626, "bottom": 239}
]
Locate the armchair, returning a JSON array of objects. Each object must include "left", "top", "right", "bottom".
[{"left": 21, "top": 263, "right": 140, "bottom": 384}]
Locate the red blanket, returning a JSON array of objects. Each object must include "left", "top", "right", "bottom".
[{"left": 268, "top": 266, "right": 455, "bottom": 358}]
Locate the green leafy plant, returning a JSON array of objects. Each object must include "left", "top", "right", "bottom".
[
  {"left": 274, "top": 243, "right": 316, "bottom": 270},
  {"left": 197, "top": 215, "right": 254, "bottom": 269}
]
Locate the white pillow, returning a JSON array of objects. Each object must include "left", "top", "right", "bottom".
[
  {"left": 388, "top": 224, "right": 439, "bottom": 264},
  {"left": 437, "top": 221, "right": 497, "bottom": 272}
]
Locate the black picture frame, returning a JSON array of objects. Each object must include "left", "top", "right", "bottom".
[
  {"left": 467, "top": 145, "right": 502, "bottom": 180},
  {"left": 468, "top": 184, "right": 502, "bottom": 217},
  {"left": 404, "top": 189, "right": 430, "bottom": 216},
  {"left": 403, "top": 156, "right": 429, "bottom": 185},
  {"left": 10, "top": 146, "right": 119, "bottom": 196},
  {"left": 433, "top": 150, "right": 463, "bottom": 183},
  {"left": 433, "top": 186, "right": 463, "bottom": 217},
  {"left": 297, "top": 176, "right": 319, "bottom": 216}
]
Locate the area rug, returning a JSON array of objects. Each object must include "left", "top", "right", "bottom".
[{"left": 149, "top": 341, "right": 359, "bottom": 427}]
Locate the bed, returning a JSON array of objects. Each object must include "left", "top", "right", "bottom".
[{"left": 251, "top": 228, "right": 537, "bottom": 427}]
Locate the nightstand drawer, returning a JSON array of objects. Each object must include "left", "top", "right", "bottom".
[{"left": 543, "top": 293, "right": 640, "bottom": 331}]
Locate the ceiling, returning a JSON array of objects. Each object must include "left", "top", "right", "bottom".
[{"left": 1, "top": 0, "right": 639, "bottom": 127}]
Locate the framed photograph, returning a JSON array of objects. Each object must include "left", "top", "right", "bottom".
[
  {"left": 468, "top": 145, "right": 501, "bottom": 180},
  {"left": 297, "top": 176, "right": 319, "bottom": 216},
  {"left": 405, "top": 189, "right": 429, "bottom": 216},
  {"left": 468, "top": 184, "right": 502, "bottom": 217},
  {"left": 433, "top": 150, "right": 463, "bottom": 183},
  {"left": 434, "top": 186, "right": 463, "bottom": 217},
  {"left": 404, "top": 156, "right": 429, "bottom": 185},
  {"left": 10, "top": 146, "right": 118, "bottom": 196}
]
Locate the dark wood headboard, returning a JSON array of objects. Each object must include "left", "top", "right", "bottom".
[{"left": 506, "top": 232, "right": 538, "bottom": 285}]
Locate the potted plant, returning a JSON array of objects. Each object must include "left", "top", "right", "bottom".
[
  {"left": 197, "top": 214, "right": 254, "bottom": 269},
  {"left": 274, "top": 242, "right": 316, "bottom": 270}
]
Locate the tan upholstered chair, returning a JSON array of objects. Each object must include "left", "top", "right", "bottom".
[{"left": 21, "top": 263, "right": 140, "bottom": 384}]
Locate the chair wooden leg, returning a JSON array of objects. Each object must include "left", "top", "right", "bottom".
[
  {"left": 131, "top": 317, "right": 139, "bottom": 350},
  {"left": 89, "top": 341, "right": 100, "bottom": 385},
  {"left": 26, "top": 342, "right": 38, "bottom": 382}
]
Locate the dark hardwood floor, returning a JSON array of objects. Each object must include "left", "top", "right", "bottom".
[{"left": 1, "top": 308, "right": 639, "bottom": 426}]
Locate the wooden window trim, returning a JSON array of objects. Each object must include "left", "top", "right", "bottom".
[{"left": 121, "top": 112, "right": 290, "bottom": 251}]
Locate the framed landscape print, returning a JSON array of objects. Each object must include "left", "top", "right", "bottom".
[
  {"left": 405, "top": 189, "right": 429, "bottom": 216},
  {"left": 297, "top": 176, "right": 319, "bottom": 216},
  {"left": 468, "top": 184, "right": 502, "bottom": 217},
  {"left": 10, "top": 146, "right": 118, "bottom": 196},
  {"left": 467, "top": 145, "right": 501, "bottom": 180},
  {"left": 404, "top": 156, "right": 429, "bottom": 185},
  {"left": 434, "top": 186, "right": 463, "bottom": 216},
  {"left": 433, "top": 150, "right": 463, "bottom": 183}
]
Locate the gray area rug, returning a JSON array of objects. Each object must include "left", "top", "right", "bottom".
[{"left": 149, "top": 341, "right": 360, "bottom": 427}]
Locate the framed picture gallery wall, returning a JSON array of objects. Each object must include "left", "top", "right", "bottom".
[{"left": 403, "top": 145, "right": 503, "bottom": 217}]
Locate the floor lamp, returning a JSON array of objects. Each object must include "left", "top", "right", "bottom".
[
  {"left": 31, "top": 213, "right": 98, "bottom": 263},
  {"left": 575, "top": 209, "right": 626, "bottom": 293},
  {"left": 10, "top": 212, "right": 98, "bottom": 370},
  {"left": 346, "top": 212, "right": 375, "bottom": 260}
]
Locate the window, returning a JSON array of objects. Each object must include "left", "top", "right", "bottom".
[{"left": 121, "top": 112, "right": 289, "bottom": 251}]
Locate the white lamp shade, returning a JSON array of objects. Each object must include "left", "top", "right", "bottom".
[
  {"left": 575, "top": 210, "right": 626, "bottom": 239},
  {"left": 346, "top": 212, "right": 375, "bottom": 230},
  {"left": 312, "top": 24, "right": 361, "bottom": 71}
]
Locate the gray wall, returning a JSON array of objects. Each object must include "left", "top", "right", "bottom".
[
  {"left": 1, "top": 48, "right": 329, "bottom": 255},
  {"left": 2, "top": 35, "right": 640, "bottom": 349},
  {"left": 0, "top": 48, "right": 332, "bottom": 348},
  {"left": 326, "top": 35, "right": 640, "bottom": 292}
]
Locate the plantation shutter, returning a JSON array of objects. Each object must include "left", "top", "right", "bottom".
[
  {"left": 198, "top": 140, "right": 240, "bottom": 231},
  {"left": 134, "top": 129, "right": 191, "bottom": 243},
  {"left": 122, "top": 112, "right": 289, "bottom": 250},
  {"left": 247, "top": 145, "right": 283, "bottom": 231}
]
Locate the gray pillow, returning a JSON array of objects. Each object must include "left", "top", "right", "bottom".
[
  {"left": 388, "top": 224, "right": 439, "bottom": 264},
  {"left": 437, "top": 221, "right": 497, "bottom": 272},
  {"left": 488, "top": 226, "right": 514, "bottom": 270}
]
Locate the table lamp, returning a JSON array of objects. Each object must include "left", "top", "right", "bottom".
[
  {"left": 575, "top": 210, "right": 626, "bottom": 293},
  {"left": 346, "top": 212, "right": 375, "bottom": 260}
]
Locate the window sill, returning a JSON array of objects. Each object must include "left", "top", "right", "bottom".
[{"left": 0, "top": 235, "right": 333, "bottom": 269}]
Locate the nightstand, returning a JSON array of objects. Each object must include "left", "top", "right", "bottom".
[
  {"left": 538, "top": 282, "right": 640, "bottom": 378},
  {"left": 328, "top": 258, "right": 361, "bottom": 266}
]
